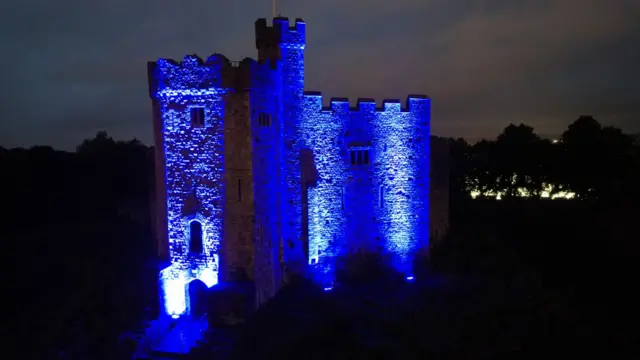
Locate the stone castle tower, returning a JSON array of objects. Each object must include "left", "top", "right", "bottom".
[{"left": 147, "top": 17, "right": 435, "bottom": 319}]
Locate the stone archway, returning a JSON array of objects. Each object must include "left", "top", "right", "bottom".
[{"left": 187, "top": 278, "right": 209, "bottom": 318}]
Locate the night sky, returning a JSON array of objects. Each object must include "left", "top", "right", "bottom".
[{"left": 1, "top": 0, "right": 639, "bottom": 150}]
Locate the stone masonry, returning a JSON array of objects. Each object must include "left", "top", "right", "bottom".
[{"left": 147, "top": 17, "right": 448, "bottom": 318}]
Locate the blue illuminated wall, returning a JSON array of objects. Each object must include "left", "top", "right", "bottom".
[
  {"left": 148, "top": 17, "right": 431, "bottom": 315},
  {"left": 300, "top": 95, "right": 431, "bottom": 286},
  {"left": 149, "top": 55, "right": 230, "bottom": 318},
  {"left": 265, "top": 18, "right": 308, "bottom": 274}
]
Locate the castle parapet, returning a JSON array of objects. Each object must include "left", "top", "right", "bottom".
[
  {"left": 302, "top": 91, "right": 430, "bottom": 114},
  {"left": 255, "top": 17, "right": 306, "bottom": 49},
  {"left": 147, "top": 54, "right": 260, "bottom": 99}
]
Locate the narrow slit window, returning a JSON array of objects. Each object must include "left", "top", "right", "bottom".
[
  {"left": 191, "top": 107, "right": 205, "bottom": 128},
  {"left": 379, "top": 186, "right": 384, "bottom": 208},
  {"left": 341, "top": 187, "right": 345, "bottom": 210},
  {"left": 189, "top": 220, "right": 203, "bottom": 254},
  {"left": 348, "top": 148, "right": 371, "bottom": 166},
  {"left": 258, "top": 113, "right": 271, "bottom": 127}
]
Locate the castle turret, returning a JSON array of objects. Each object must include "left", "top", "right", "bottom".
[
  {"left": 148, "top": 55, "right": 232, "bottom": 318},
  {"left": 255, "top": 18, "right": 308, "bottom": 276}
]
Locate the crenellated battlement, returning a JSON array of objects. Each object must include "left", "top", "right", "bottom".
[
  {"left": 147, "top": 54, "right": 281, "bottom": 99},
  {"left": 255, "top": 17, "right": 306, "bottom": 50},
  {"left": 148, "top": 17, "right": 435, "bottom": 323},
  {"left": 303, "top": 91, "right": 430, "bottom": 114}
]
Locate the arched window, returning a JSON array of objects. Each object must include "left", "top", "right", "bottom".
[{"left": 189, "top": 220, "right": 203, "bottom": 254}]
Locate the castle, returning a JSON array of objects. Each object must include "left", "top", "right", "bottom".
[{"left": 147, "top": 17, "right": 435, "bottom": 320}]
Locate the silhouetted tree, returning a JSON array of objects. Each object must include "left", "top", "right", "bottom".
[
  {"left": 560, "top": 116, "right": 635, "bottom": 200},
  {"left": 1, "top": 132, "right": 156, "bottom": 360},
  {"left": 2, "top": 117, "right": 638, "bottom": 359},
  {"left": 465, "top": 139, "right": 500, "bottom": 196},
  {"left": 448, "top": 137, "right": 471, "bottom": 201},
  {"left": 459, "top": 116, "right": 637, "bottom": 201},
  {"left": 493, "top": 124, "right": 542, "bottom": 196}
]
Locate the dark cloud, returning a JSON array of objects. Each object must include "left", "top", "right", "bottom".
[{"left": 0, "top": 0, "right": 638, "bottom": 149}]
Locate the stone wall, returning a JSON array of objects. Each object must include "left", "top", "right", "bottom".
[
  {"left": 249, "top": 59, "right": 283, "bottom": 305},
  {"left": 148, "top": 17, "right": 442, "bottom": 316},
  {"left": 268, "top": 18, "right": 307, "bottom": 275},
  {"left": 299, "top": 95, "right": 431, "bottom": 285},
  {"left": 148, "top": 55, "right": 240, "bottom": 317},
  {"left": 222, "top": 90, "right": 254, "bottom": 282}
]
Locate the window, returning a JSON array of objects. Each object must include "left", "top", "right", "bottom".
[
  {"left": 379, "top": 186, "right": 385, "bottom": 208},
  {"left": 189, "top": 220, "right": 203, "bottom": 254},
  {"left": 190, "top": 107, "right": 205, "bottom": 127},
  {"left": 349, "top": 148, "right": 370, "bottom": 165},
  {"left": 258, "top": 113, "right": 271, "bottom": 127},
  {"left": 310, "top": 247, "right": 319, "bottom": 265},
  {"left": 237, "top": 178, "right": 242, "bottom": 202}
]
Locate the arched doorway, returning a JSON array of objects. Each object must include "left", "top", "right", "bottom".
[{"left": 188, "top": 279, "right": 208, "bottom": 318}]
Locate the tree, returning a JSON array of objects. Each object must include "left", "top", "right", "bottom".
[
  {"left": 560, "top": 116, "right": 634, "bottom": 200},
  {"left": 466, "top": 140, "right": 500, "bottom": 196},
  {"left": 1, "top": 135, "right": 156, "bottom": 359},
  {"left": 448, "top": 137, "right": 471, "bottom": 201},
  {"left": 494, "top": 124, "right": 545, "bottom": 197},
  {"left": 76, "top": 130, "right": 117, "bottom": 153}
]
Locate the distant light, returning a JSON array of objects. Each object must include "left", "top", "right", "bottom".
[
  {"left": 171, "top": 314, "right": 180, "bottom": 319},
  {"left": 467, "top": 176, "right": 576, "bottom": 200},
  {"left": 323, "top": 287, "right": 333, "bottom": 292},
  {"left": 406, "top": 276, "right": 414, "bottom": 281}
]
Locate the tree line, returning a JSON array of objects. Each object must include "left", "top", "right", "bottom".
[
  {"left": 1, "top": 132, "right": 157, "bottom": 360},
  {"left": 0, "top": 116, "right": 638, "bottom": 359},
  {"left": 448, "top": 115, "right": 639, "bottom": 202}
]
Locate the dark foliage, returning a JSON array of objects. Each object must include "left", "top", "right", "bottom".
[
  {"left": 223, "top": 116, "right": 639, "bottom": 359},
  {"left": 226, "top": 253, "right": 567, "bottom": 359},
  {"left": 455, "top": 116, "right": 639, "bottom": 202},
  {"left": 1, "top": 114, "right": 638, "bottom": 359},
  {"left": 335, "top": 251, "right": 405, "bottom": 286},
  {"left": 1, "top": 132, "right": 157, "bottom": 360},
  {"left": 225, "top": 198, "right": 638, "bottom": 358}
]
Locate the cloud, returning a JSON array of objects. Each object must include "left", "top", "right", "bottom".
[
  {"left": 430, "top": 0, "right": 639, "bottom": 93},
  {"left": 304, "top": 0, "right": 640, "bottom": 136},
  {"left": 426, "top": 0, "right": 640, "bottom": 135},
  {"left": 0, "top": 0, "right": 638, "bottom": 149}
]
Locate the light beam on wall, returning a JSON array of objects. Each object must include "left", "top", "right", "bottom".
[
  {"left": 149, "top": 18, "right": 431, "bottom": 307},
  {"left": 151, "top": 57, "right": 228, "bottom": 318}
]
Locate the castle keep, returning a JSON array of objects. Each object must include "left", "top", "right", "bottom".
[{"left": 147, "top": 17, "right": 433, "bottom": 319}]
